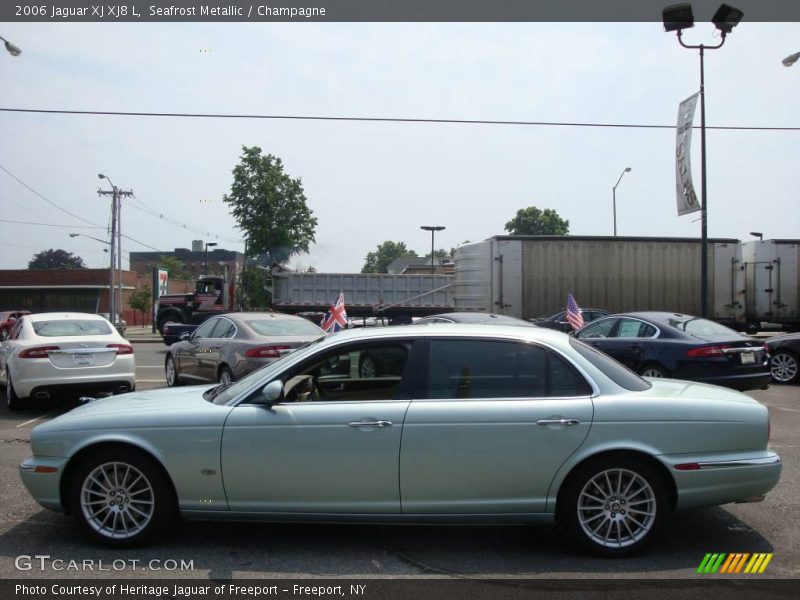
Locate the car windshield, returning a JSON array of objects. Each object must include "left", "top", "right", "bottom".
[
  {"left": 663, "top": 316, "right": 745, "bottom": 341},
  {"left": 32, "top": 320, "right": 113, "bottom": 337},
  {"left": 569, "top": 337, "right": 651, "bottom": 391},
  {"left": 246, "top": 318, "right": 324, "bottom": 336},
  {"left": 205, "top": 336, "right": 328, "bottom": 405}
]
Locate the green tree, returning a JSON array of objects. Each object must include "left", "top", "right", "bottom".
[
  {"left": 504, "top": 206, "right": 569, "bottom": 235},
  {"left": 129, "top": 285, "right": 152, "bottom": 326},
  {"left": 28, "top": 249, "right": 86, "bottom": 269},
  {"left": 223, "top": 146, "right": 318, "bottom": 266},
  {"left": 362, "top": 241, "right": 418, "bottom": 273},
  {"left": 157, "top": 256, "right": 189, "bottom": 279},
  {"left": 237, "top": 267, "right": 271, "bottom": 310}
]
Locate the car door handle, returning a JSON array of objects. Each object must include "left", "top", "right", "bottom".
[
  {"left": 629, "top": 344, "right": 642, "bottom": 349},
  {"left": 536, "top": 418, "right": 581, "bottom": 426},
  {"left": 349, "top": 420, "right": 393, "bottom": 428}
]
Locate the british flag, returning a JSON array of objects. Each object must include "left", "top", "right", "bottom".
[{"left": 320, "top": 292, "right": 348, "bottom": 333}]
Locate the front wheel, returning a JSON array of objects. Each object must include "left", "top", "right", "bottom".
[
  {"left": 69, "top": 448, "right": 175, "bottom": 548},
  {"left": 559, "top": 456, "right": 669, "bottom": 557},
  {"left": 770, "top": 350, "right": 798, "bottom": 384},
  {"left": 218, "top": 366, "right": 234, "bottom": 384}
]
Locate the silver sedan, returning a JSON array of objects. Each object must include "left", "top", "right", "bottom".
[
  {"left": 164, "top": 312, "right": 325, "bottom": 386},
  {"left": 21, "top": 325, "right": 780, "bottom": 556}
]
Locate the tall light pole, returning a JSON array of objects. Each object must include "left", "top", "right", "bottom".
[
  {"left": 205, "top": 242, "right": 218, "bottom": 275},
  {"left": 420, "top": 226, "right": 445, "bottom": 274},
  {"left": 663, "top": 3, "right": 743, "bottom": 318},
  {"left": 612, "top": 167, "right": 631, "bottom": 236},
  {"left": 69, "top": 232, "right": 111, "bottom": 247}
]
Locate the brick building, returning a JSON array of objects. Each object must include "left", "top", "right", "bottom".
[
  {"left": 0, "top": 269, "right": 192, "bottom": 326},
  {"left": 129, "top": 241, "right": 244, "bottom": 278}
]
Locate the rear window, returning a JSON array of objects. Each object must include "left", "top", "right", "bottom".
[
  {"left": 33, "top": 320, "right": 113, "bottom": 337},
  {"left": 569, "top": 337, "right": 651, "bottom": 391},
  {"left": 246, "top": 319, "right": 324, "bottom": 337},
  {"left": 664, "top": 316, "right": 742, "bottom": 339}
]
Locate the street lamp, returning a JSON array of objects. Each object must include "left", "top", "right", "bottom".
[
  {"left": 0, "top": 36, "right": 21, "bottom": 57},
  {"left": 663, "top": 3, "right": 743, "bottom": 318},
  {"left": 749, "top": 232, "right": 763, "bottom": 241},
  {"left": 612, "top": 167, "right": 632, "bottom": 236},
  {"left": 205, "top": 242, "right": 218, "bottom": 275},
  {"left": 783, "top": 51, "right": 800, "bottom": 67},
  {"left": 69, "top": 232, "right": 110, "bottom": 246},
  {"left": 420, "top": 226, "right": 445, "bottom": 274}
]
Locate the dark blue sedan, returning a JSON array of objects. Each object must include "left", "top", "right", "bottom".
[{"left": 574, "top": 312, "right": 771, "bottom": 391}]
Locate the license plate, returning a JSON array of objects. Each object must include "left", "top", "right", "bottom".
[
  {"left": 740, "top": 352, "right": 755, "bottom": 364},
  {"left": 73, "top": 353, "right": 95, "bottom": 366}
]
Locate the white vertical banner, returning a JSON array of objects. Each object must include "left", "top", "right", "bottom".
[{"left": 675, "top": 92, "right": 700, "bottom": 216}]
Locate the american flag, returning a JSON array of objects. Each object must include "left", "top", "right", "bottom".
[
  {"left": 566, "top": 292, "right": 585, "bottom": 332},
  {"left": 320, "top": 292, "right": 348, "bottom": 333}
]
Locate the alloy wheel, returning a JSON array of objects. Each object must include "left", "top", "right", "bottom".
[{"left": 771, "top": 352, "right": 798, "bottom": 384}]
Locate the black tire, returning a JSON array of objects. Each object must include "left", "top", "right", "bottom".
[
  {"left": 164, "top": 355, "right": 181, "bottom": 387},
  {"left": 558, "top": 455, "right": 670, "bottom": 557},
  {"left": 157, "top": 312, "right": 183, "bottom": 334},
  {"left": 6, "top": 371, "right": 22, "bottom": 411},
  {"left": 69, "top": 447, "right": 176, "bottom": 548},
  {"left": 0, "top": 328, "right": 8, "bottom": 341},
  {"left": 770, "top": 350, "right": 799, "bottom": 384},
  {"left": 218, "top": 365, "right": 234, "bottom": 384},
  {"left": 640, "top": 363, "right": 668, "bottom": 378}
]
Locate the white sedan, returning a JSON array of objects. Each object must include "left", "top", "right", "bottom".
[{"left": 0, "top": 312, "right": 135, "bottom": 410}]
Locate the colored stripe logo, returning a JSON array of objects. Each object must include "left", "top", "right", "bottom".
[{"left": 697, "top": 553, "right": 773, "bottom": 574}]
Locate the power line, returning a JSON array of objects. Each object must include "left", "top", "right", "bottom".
[
  {"left": 0, "top": 106, "right": 798, "bottom": 131},
  {"left": 127, "top": 195, "right": 242, "bottom": 244},
  {"left": 0, "top": 218, "right": 104, "bottom": 229},
  {"left": 0, "top": 163, "right": 104, "bottom": 228}
]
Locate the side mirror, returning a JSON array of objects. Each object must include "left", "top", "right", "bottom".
[
  {"left": 180, "top": 332, "right": 191, "bottom": 341},
  {"left": 260, "top": 380, "right": 284, "bottom": 406}
]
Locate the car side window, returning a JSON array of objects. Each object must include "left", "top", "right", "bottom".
[
  {"left": 10, "top": 318, "right": 24, "bottom": 340},
  {"left": 424, "top": 339, "right": 589, "bottom": 399},
  {"left": 213, "top": 318, "right": 236, "bottom": 339},
  {"left": 616, "top": 319, "right": 656, "bottom": 338},
  {"left": 576, "top": 318, "right": 617, "bottom": 339},
  {"left": 282, "top": 343, "right": 411, "bottom": 403},
  {"left": 194, "top": 318, "right": 218, "bottom": 339}
]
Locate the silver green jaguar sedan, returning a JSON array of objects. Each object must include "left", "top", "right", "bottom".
[{"left": 20, "top": 325, "right": 781, "bottom": 556}]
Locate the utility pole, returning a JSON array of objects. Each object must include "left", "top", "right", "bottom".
[{"left": 98, "top": 175, "right": 133, "bottom": 329}]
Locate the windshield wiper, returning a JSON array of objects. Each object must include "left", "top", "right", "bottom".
[{"left": 203, "top": 382, "right": 233, "bottom": 401}]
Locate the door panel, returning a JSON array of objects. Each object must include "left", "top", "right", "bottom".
[{"left": 221, "top": 401, "right": 409, "bottom": 513}]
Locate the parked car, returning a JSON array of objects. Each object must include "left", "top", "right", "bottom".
[
  {"left": 0, "top": 310, "right": 31, "bottom": 341},
  {"left": 415, "top": 312, "right": 536, "bottom": 326},
  {"left": 21, "top": 325, "right": 780, "bottom": 556},
  {"left": 531, "top": 308, "right": 610, "bottom": 333},
  {"left": 0, "top": 312, "right": 135, "bottom": 409},
  {"left": 164, "top": 312, "right": 325, "bottom": 386},
  {"left": 765, "top": 332, "right": 800, "bottom": 384},
  {"left": 574, "top": 312, "right": 770, "bottom": 391}
]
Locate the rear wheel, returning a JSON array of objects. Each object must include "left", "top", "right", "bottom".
[
  {"left": 640, "top": 364, "right": 668, "bottom": 378},
  {"left": 559, "top": 456, "right": 669, "bottom": 557},
  {"left": 770, "top": 350, "right": 798, "bottom": 384},
  {"left": 6, "top": 371, "right": 22, "bottom": 411},
  {"left": 218, "top": 366, "right": 234, "bottom": 384},
  {"left": 69, "top": 448, "right": 175, "bottom": 547},
  {"left": 164, "top": 355, "right": 181, "bottom": 387}
]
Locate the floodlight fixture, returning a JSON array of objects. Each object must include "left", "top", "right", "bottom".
[
  {"left": 712, "top": 3, "right": 744, "bottom": 34},
  {"left": 662, "top": 4, "right": 694, "bottom": 32}
]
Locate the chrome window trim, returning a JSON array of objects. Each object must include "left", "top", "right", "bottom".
[{"left": 686, "top": 455, "right": 782, "bottom": 469}]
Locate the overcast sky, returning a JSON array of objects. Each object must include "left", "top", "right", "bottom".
[{"left": 0, "top": 21, "right": 798, "bottom": 273}]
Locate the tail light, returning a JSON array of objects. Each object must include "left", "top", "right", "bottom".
[
  {"left": 163, "top": 326, "right": 171, "bottom": 334},
  {"left": 686, "top": 345, "right": 731, "bottom": 358},
  {"left": 245, "top": 345, "right": 290, "bottom": 358},
  {"left": 107, "top": 344, "right": 134, "bottom": 355},
  {"left": 19, "top": 346, "right": 60, "bottom": 358}
]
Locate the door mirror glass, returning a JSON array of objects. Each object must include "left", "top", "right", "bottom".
[{"left": 180, "top": 332, "right": 191, "bottom": 341}]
